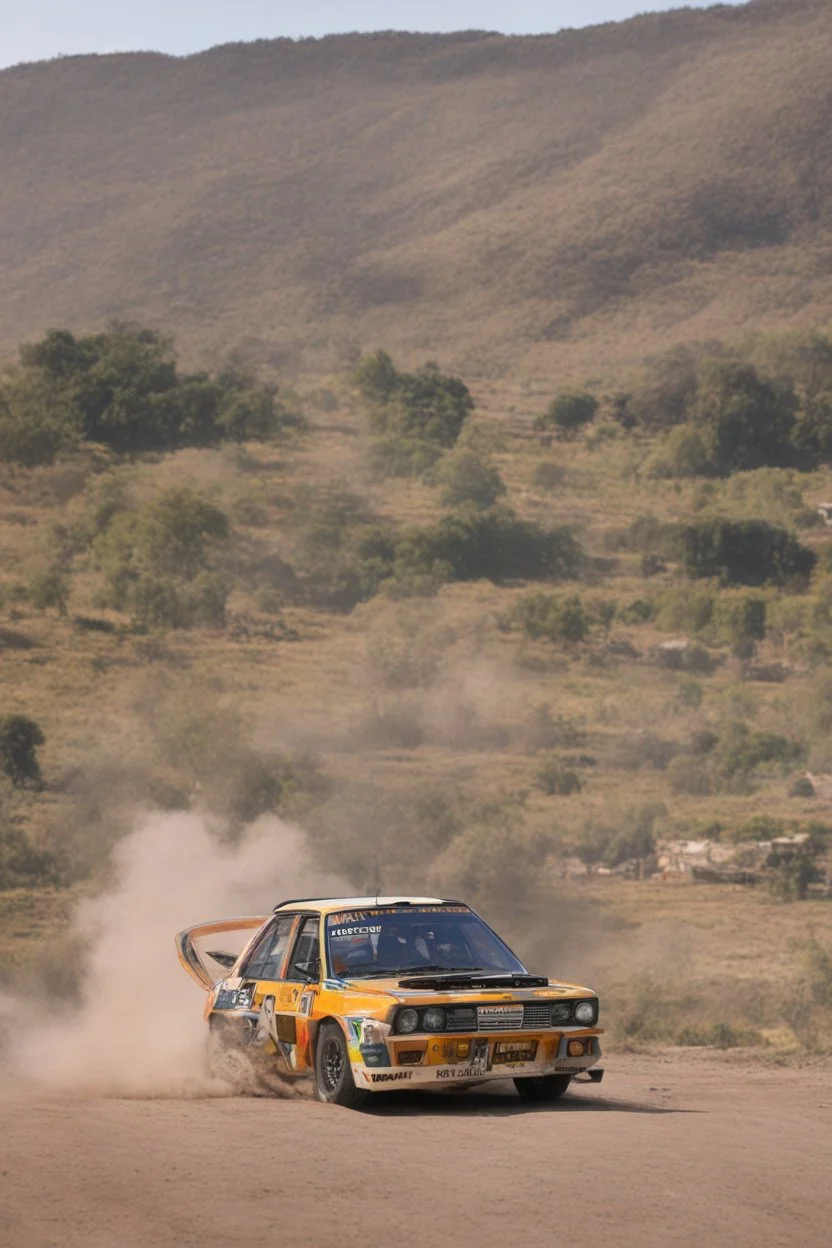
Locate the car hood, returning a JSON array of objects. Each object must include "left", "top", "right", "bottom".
[{"left": 336, "top": 973, "right": 595, "bottom": 1004}]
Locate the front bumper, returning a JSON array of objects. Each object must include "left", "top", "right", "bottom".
[{"left": 353, "top": 1028, "right": 602, "bottom": 1091}]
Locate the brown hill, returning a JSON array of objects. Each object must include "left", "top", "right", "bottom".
[{"left": 2, "top": 0, "right": 832, "bottom": 378}]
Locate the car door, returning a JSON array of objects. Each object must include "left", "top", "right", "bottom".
[{"left": 252, "top": 914, "right": 322, "bottom": 1074}]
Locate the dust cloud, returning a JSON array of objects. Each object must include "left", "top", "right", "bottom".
[{"left": 0, "top": 811, "right": 346, "bottom": 1098}]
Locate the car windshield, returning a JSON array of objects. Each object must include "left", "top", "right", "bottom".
[{"left": 325, "top": 905, "right": 526, "bottom": 979}]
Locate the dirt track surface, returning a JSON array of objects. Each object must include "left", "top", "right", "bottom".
[{"left": 2, "top": 1052, "right": 829, "bottom": 1248}]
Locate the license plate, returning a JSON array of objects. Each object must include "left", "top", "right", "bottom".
[{"left": 493, "top": 1040, "right": 538, "bottom": 1064}]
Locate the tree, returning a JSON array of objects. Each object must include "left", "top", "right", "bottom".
[
  {"left": 677, "top": 519, "right": 815, "bottom": 587},
  {"left": 536, "top": 392, "right": 598, "bottom": 439},
  {"left": 0, "top": 369, "right": 82, "bottom": 466},
  {"left": 353, "top": 351, "right": 474, "bottom": 449},
  {"left": 693, "top": 360, "right": 797, "bottom": 474},
  {"left": 436, "top": 450, "right": 507, "bottom": 509},
  {"left": 0, "top": 715, "right": 45, "bottom": 789}
]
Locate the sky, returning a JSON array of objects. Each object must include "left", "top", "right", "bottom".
[{"left": 0, "top": 1, "right": 743, "bottom": 70}]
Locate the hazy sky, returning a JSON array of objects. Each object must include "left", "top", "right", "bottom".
[{"left": 1, "top": 2, "right": 743, "bottom": 69}]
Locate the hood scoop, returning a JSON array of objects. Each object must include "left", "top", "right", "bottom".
[{"left": 396, "top": 971, "right": 549, "bottom": 991}]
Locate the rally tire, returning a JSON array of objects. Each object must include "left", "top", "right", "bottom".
[
  {"left": 315, "top": 1022, "right": 368, "bottom": 1109},
  {"left": 514, "top": 1074, "right": 572, "bottom": 1103}
]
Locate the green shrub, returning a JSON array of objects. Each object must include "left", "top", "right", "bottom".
[
  {"left": 628, "top": 345, "right": 702, "bottom": 429},
  {"left": 676, "top": 519, "right": 815, "bottom": 587},
  {"left": 0, "top": 715, "right": 45, "bottom": 789},
  {"left": 692, "top": 359, "right": 798, "bottom": 475},
  {"left": 535, "top": 759, "right": 582, "bottom": 796},
  {"left": 511, "top": 593, "right": 592, "bottom": 644},
  {"left": 95, "top": 487, "right": 231, "bottom": 627},
  {"left": 436, "top": 450, "right": 507, "bottom": 510},
  {"left": 716, "top": 723, "right": 804, "bottom": 782},
  {"left": 396, "top": 507, "right": 581, "bottom": 585},
  {"left": 0, "top": 368, "right": 82, "bottom": 466},
  {"left": 28, "top": 565, "right": 71, "bottom": 616},
  {"left": 353, "top": 350, "right": 473, "bottom": 448},
  {"left": 1, "top": 323, "right": 298, "bottom": 461},
  {"left": 535, "top": 392, "right": 598, "bottom": 438},
  {"left": 647, "top": 424, "right": 712, "bottom": 478}
]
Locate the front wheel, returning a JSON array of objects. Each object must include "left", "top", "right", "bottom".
[
  {"left": 514, "top": 1074, "right": 572, "bottom": 1103},
  {"left": 315, "top": 1022, "right": 368, "bottom": 1109}
]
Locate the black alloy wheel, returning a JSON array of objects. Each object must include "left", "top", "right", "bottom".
[
  {"left": 314, "top": 1022, "right": 367, "bottom": 1109},
  {"left": 514, "top": 1074, "right": 572, "bottom": 1103}
]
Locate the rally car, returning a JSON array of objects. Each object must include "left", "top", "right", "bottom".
[{"left": 176, "top": 895, "right": 604, "bottom": 1108}]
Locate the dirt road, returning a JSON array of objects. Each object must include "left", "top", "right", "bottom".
[{"left": 1, "top": 1052, "right": 828, "bottom": 1248}]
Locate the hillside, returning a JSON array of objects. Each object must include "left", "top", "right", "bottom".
[{"left": 2, "top": 0, "right": 832, "bottom": 376}]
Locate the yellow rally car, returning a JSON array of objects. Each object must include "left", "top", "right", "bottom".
[{"left": 176, "top": 895, "right": 604, "bottom": 1108}]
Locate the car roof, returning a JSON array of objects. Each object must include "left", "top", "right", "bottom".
[{"left": 273, "top": 895, "right": 460, "bottom": 915}]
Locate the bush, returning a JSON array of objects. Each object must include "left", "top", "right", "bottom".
[
  {"left": 0, "top": 323, "right": 298, "bottom": 462},
  {"left": 0, "top": 715, "right": 45, "bottom": 789},
  {"left": 95, "top": 487, "right": 231, "bottom": 628},
  {"left": 0, "top": 369, "right": 82, "bottom": 466},
  {"left": 28, "top": 566, "right": 71, "bottom": 616},
  {"left": 436, "top": 450, "right": 507, "bottom": 510},
  {"left": 511, "top": 593, "right": 592, "bottom": 644},
  {"left": 692, "top": 359, "right": 798, "bottom": 475},
  {"left": 676, "top": 519, "right": 815, "bottom": 587},
  {"left": 716, "top": 723, "right": 804, "bottom": 782},
  {"left": 353, "top": 350, "right": 473, "bottom": 449},
  {"left": 535, "top": 759, "right": 582, "bottom": 796},
  {"left": 647, "top": 425, "right": 711, "bottom": 478},
  {"left": 535, "top": 392, "right": 598, "bottom": 438},
  {"left": 396, "top": 507, "right": 581, "bottom": 585}
]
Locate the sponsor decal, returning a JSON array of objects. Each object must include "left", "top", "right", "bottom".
[
  {"left": 369, "top": 1070, "right": 412, "bottom": 1083},
  {"left": 329, "top": 925, "right": 382, "bottom": 939},
  {"left": 298, "top": 991, "right": 314, "bottom": 1017},
  {"left": 554, "top": 1064, "right": 590, "bottom": 1074},
  {"left": 327, "top": 906, "right": 468, "bottom": 925},
  {"left": 436, "top": 1066, "right": 485, "bottom": 1081}
]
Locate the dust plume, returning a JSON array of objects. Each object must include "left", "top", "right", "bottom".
[{"left": 0, "top": 811, "right": 346, "bottom": 1098}]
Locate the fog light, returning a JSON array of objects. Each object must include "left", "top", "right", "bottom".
[
  {"left": 568, "top": 1040, "right": 585, "bottom": 1057},
  {"left": 456, "top": 1041, "right": 471, "bottom": 1059},
  {"left": 398, "top": 1049, "right": 425, "bottom": 1066}
]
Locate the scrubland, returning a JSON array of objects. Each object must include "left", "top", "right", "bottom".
[{"left": 2, "top": 325, "right": 832, "bottom": 1057}]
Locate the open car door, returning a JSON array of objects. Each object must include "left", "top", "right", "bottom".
[{"left": 176, "top": 917, "right": 268, "bottom": 991}]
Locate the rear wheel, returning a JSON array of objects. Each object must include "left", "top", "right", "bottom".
[
  {"left": 514, "top": 1074, "right": 572, "bottom": 1103},
  {"left": 315, "top": 1022, "right": 368, "bottom": 1109}
]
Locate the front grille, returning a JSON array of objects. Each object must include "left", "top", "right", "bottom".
[
  {"left": 477, "top": 1006, "right": 525, "bottom": 1031},
  {"left": 445, "top": 1007, "right": 477, "bottom": 1032},
  {"left": 522, "top": 1003, "right": 554, "bottom": 1029},
  {"left": 442, "top": 1001, "right": 578, "bottom": 1032}
]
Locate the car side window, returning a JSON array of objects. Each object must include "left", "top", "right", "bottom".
[
  {"left": 287, "top": 916, "right": 321, "bottom": 982},
  {"left": 242, "top": 916, "right": 295, "bottom": 981}
]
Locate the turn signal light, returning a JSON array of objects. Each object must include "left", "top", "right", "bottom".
[{"left": 567, "top": 1040, "right": 586, "bottom": 1057}]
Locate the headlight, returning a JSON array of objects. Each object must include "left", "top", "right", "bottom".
[
  {"left": 422, "top": 1007, "right": 446, "bottom": 1032},
  {"left": 551, "top": 1002, "right": 573, "bottom": 1025},
  {"left": 574, "top": 1000, "right": 597, "bottom": 1025},
  {"left": 397, "top": 1008, "right": 419, "bottom": 1034}
]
